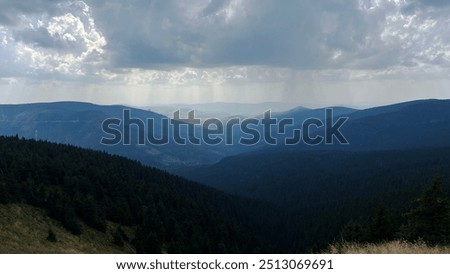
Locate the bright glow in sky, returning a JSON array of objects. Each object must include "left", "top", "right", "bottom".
[{"left": 1, "top": 0, "right": 450, "bottom": 108}]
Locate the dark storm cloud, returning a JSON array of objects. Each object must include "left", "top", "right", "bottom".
[
  {"left": 90, "top": 0, "right": 368, "bottom": 70},
  {"left": 0, "top": 0, "right": 63, "bottom": 26},
  {"left": 402, "top": 0, "right": 450, "bottom": 13},
  {"left": 89, "top": 0, "right": 188, "bottom": 68},
  {"left": 14, "top": 27, "right": 68, "bottom": 49},
  {"left": 209, "top": 1, "right": 368, "bottom": 68},
  {"left": 416, "top": 0, "right": 450, "bottom": 7},
  {"left": 0, "top": 13, "right": 17, "bottom": 26}
]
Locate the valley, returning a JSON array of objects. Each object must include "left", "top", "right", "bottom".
[{"left": 1, "top": 99, "right": 450, "bottom": 253}]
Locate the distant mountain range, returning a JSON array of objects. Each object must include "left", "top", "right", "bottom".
[
  {"left": 0, "top": 102, "right": 223, "bottom": 168},
  {"left": 177, "top": 99, "right": 450, "bottom": 200},
  {"left": 312, "top": 99, "right": 450, "bottom": 151},
  {"left": 148, "top": 102, "right": 299, "bottom": 122},
  {"left": 1, "top": 99, "right": 450, "bottom": 169}
]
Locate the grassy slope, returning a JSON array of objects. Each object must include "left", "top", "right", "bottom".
[
  {"left": 0, "top": 204, "right": 135, "bottom": 254},
  {"left": 327, "top": 241, "right": 450, "bottom": 254}
]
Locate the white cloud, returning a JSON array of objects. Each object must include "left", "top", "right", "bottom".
[{"left": 0, "top": 1, "right": 106, "bottom": 78}]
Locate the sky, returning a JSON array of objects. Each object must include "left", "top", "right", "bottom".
[{"left": 1, "top": 0, "right": 450, "bottom": 108}]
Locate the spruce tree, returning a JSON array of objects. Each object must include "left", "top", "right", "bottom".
[
  {"left": 369, "top": 207, "right": 396, "bottom": 242},
  {"left": 402, "top": 176, "right": 450, "bottom": 244}
]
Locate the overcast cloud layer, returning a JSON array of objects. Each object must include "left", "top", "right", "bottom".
[{"left": 1, "top": 0, "right": 450, "bottom": 107}]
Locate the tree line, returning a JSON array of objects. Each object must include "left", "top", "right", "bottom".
[
  {"left": 0, "top": 136, "right": 268, "bottom": 253},
  {"left": 339, "top": 176, "right": 450, "bottom": 245}
]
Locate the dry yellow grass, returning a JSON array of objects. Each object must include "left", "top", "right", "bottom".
[
  {"left": 0, "top": 203, "right": 136, "bottom": 254},
  {"left": 327, "top": 240, "right": 450, "bottom": 254}
]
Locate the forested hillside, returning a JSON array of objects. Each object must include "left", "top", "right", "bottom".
[
  {"left": 179, "top": 148, "right": 450, "bottom": 251},
  {"left": 2, "top": 136, "right": 450, "bottom": 253},
  {"left": 331, "top": 176, "right": 450, "bottom": 253},
  {"left": 0, "top": 136, "right": 271, "bottom": 253}
]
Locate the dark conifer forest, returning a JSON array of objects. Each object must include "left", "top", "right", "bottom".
[
  {"left": 0, "top": 136, "right": 272, "bottom": 253},
  {"left": 2, "top": 135, "right": 450, "bottom": 253}
]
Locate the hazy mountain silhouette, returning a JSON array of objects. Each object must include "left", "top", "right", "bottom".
[{"left": 0, "top": 102, "right": 223, "bottom": 168}]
